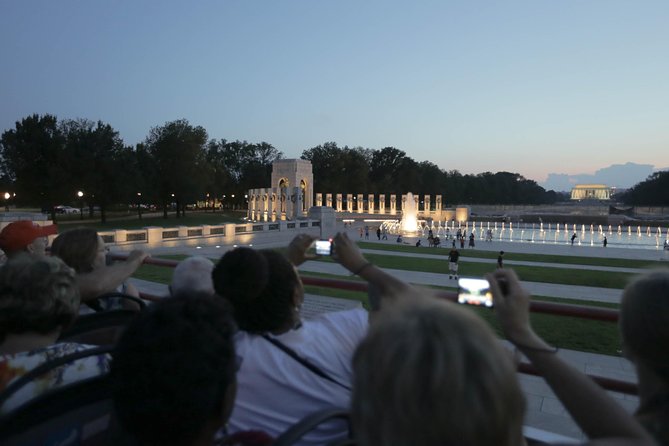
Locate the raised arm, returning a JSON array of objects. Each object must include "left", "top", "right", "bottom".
[
  {"left": 486, "top": 269, "right": 653, "bottom": 445},
  {"left": 77, "top": 250, "right": 150, "bottom": 302},
  {"left": 332, "top": 232, "right": 411, "bottom": 309}
]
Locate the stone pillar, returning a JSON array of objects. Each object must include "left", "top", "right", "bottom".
[
  {"left": 336, "top": 194, "right": 342, "bottom": 212},
  {"left": 309, "top": 206, "right": 336, "bottom": 239},
  {"left": 414, "top": 194, "right": 419, "bottom": 211},
  {"left": 368, "top": 194, "right": 375, "bottom": 214},
  {"left": 315, "top": 193, "right": 323, "bottom": 207},
  {"left": 346, "top": 194, "right": 353, "bottom": 213},
  {"left": 435, "top": 195, "right": 442, "bottom": 210},
  {"left": 379, "top": 194, "right": 386, "bottom": 214},
  {"left": 326, "top": 193, "right": 333, "bottom": 209},
  {"left": 357, "top": 194, "right": 364, "bottom": 213},
  {"left": 424, "top": 195, "right": 431, "bottom": 213},
  {"left": 390, "top": 194, "right": 397, "bottom": 215},
  {"left": 270, "top": 190, "right": 278, "bottom": 222},
  {"left": 401, "top": 194, "right": 407, "bottom": 213}
]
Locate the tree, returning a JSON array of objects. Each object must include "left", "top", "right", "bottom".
[
  {"left": 621, "top": 171, "right": 669, "bottom": 205},
  {"left": 61, "top": 119, "right": 136, "bottom": 223},
  {"left": 144, "top": 119, "right": 208, "bottom": 218},
  {"left": 0, "top": 114, "right": 69, "bottom": 220}
]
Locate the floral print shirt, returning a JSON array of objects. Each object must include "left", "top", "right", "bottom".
[{"left": 0, "top": 342, "right": 110, "bottom": 414}]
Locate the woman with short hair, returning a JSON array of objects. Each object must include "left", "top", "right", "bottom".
[{"left": 0, "top": 255, "right": 109, "bottom": 413}]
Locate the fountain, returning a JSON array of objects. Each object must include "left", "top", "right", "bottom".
[{"left": 399, "top": 192, "right": 419, "bottom": 234}]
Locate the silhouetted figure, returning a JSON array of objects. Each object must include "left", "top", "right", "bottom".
[{"left": 571, "top": 233, "right": 577, "bottom": 245}]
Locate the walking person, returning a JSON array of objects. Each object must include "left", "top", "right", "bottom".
[
  {"left": 603, "top": 236, "right": 608, "bottom": 248},
  {"left": 497, "top": 251, "right": 504, "bottom": 269},
  {"left": 359, "top": 227, "right": 363, "bottom": 239},
  {"left": 468, "top": 232, "right": 475, "bottom": 248},
  {"left": 571, "top": 232, "right": 577, "bottom": 246},
  {"left": 376, "top": 227, "right": 381, "bottom": 241},
  {"left": 448, "top": 247, "right": 460, "bottom": 280},
  {"left": 364, "top": 226, "right": 369, "bottom": 240}
]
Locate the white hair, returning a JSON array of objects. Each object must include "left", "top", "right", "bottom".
[{"left": 170, "top": 256, "right": 215, "bottom": 296}]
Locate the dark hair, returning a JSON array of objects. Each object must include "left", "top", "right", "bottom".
[
  {"left": 50, "top": 228, "right": 100, "bottom": 273},
  {"left": 111, "top": 294, "right": 237, "bottom": 445},
  {"left": 212, "top": 247, "right": 300, "bottom": 333},
  {"left": 0, "top": 254, "right": 79, "bottom": 342}
]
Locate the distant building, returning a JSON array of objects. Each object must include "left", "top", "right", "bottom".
[{"left": 570, "top": 184, "right": 612, "bottom": 200}]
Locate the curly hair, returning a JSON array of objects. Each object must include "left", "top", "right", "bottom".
[
  {"left": 212, "top": 247, "right": 300, "bottom": 333},
  {"left": 111, "top": 294, "right": 237, "bottom": 445},
  {"left": 352, "top": 297, "right": 525, "bottom": 446},
  {"left": 50, "top": 228, "right": 100, "bottom": 273},
  {"left": 0, "top": 254, "right": 80, "bottom": 342}
]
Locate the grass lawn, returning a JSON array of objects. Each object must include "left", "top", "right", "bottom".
[{"left": 56, "top": 210, "right": 246, "bottom": 231}]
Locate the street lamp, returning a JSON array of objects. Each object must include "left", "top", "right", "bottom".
[
  {"left": 3, "top": 192, "right": 10, "bottom": 212},
  {"left": 77, "top": 191, "right": 84, "bottom": 220},
  {"left": 137, "top": 192, "right": 142, "bottom": 219}
]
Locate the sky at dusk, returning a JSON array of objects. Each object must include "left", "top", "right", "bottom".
[{"left": 1, "top": 1, "right": 668, "bottom": 189}]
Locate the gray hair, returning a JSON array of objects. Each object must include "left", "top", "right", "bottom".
[{"left": 170, "top": 256, "right": 215, "bottom": 296}]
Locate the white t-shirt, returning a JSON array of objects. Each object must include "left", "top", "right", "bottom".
[{"left": 228, "top": 308, "right": 368, "bottom": 445}]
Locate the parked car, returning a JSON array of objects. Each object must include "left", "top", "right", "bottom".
[{"left": 54, "top": 205, "right": 80, "bottom": 214}]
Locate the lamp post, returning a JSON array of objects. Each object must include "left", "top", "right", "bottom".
[
  {"left": 3, "top": 192, "right": 10, "bottom": 212},
  {"left": 137, "top": 192, "right": 142, "bottom": 219},
  {"left": 77, "top": 191, "right": 84, "bottom": 220}
]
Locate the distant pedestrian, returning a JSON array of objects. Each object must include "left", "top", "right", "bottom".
[
  {"left": 382, "top": 227, "right": 388, "bottom": 240},
  {"left": 468, "top": 233, "right": 475, "bottom": 248},
  {"left": 571, "top": 233, "right": 577, "bottom": 246},
  {"left": 603, "top": 236, "right": 608, "bottom": 248},
  {"left": 448, "top": 248, "right": 460, "bottom": 280},
  {"left": 365, "top": 226, "right": 369, "bottom": 240},
  {"left": 460, "top": 237, "right": 465, "bottom": 249},
  {"left": 415, "top": 239, "right": 422, "bottom": 247},
  {"left": 376, "top": 227, "right": 381, "bottom": 240},
  {"left": 497, "top": 251, "right": 504, "bottom": 269},
  {"left": 359, "top": 227, "right": 363, "bottom": 239},
  {"left": 452, "top": 238, "right": 456, "bottom": 248}
]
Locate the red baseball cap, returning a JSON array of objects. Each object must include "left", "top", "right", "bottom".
[{"left": 0, "top": 221, "right": 58, "bottom": 254}]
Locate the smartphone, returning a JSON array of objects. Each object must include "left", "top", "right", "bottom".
[
  {"left": 457, "top": 278, "right": 493, "bottom": 308},
  {"left": 315, "top": 239, "right": 333, "bottom": 256}
]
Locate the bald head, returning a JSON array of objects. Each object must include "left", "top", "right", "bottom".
[{"left": 170, "top": 256, "right": 215, "bottom": 296}]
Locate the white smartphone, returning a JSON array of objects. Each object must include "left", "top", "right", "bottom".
[
  {"left": 457, "top": 278, "right": 494, "bottom": 308},
  {"left": 314, "top": 240, "right": 333, "bottom": 256}
]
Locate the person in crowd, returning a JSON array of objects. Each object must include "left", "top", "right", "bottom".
[
  {"left": 111, "top": 294, "right": 273, "bottom": 446},
  {"left": 50, "top": 228, "right": 149, "bottom": 311},
  {"left": 396, "top": 234, "right": 403, "bottom": 243},
  {"left": 350, "top": 269, "right": 654, "bottom": 446},
  {"left": 169, "top": 256, "right": 215, "bottom": 296},
  {"left": 0, "top": 220, "right": 57, "bottom": 261},
  {"left": 571, "top": 232, "right": 577, "bottom": 245},
  {"left": 603, "top": 236, "right": 608, "bottom": 248},
  {"left": 212, "top": 233, "right": 409, "bottom": 444},
  {"left": 619, "top": 270, "right": 669, "bottom": 445},
  {"left": 376, "top": 227, "right": 381, "bottom": 240},
  {"left": 0, "top": 255, "right": 110, "bottom": 414},
  {"left": 415, "top": 239, "right": 422, "bottom": 247},
  {"left": 448, "top": 247, "right": 459, "bottom": 280},
  {"left": 468, "top": 232, "right": 475, "bottom": 248},
  {"left": 497, "top": 250, "right": 505, "bottom": 269}
]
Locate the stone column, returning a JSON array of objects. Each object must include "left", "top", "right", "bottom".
[
  {"left": 379, "top": 194, "right": 386, "bottom": 214},
  {"left": 390, "top": 194, "right": 397, "bottom": 215},
  {"left": 424, "top": 195, "right": 431, "bottom": 213},
  {"left": 294, "top": 187, "right": 303, "bottom": 220},
  {"left": 336, "top": 194, "right": 342, "bottom": 212},
  {"left": 401, "top": 194, "right": 407, "bottom": 213},
  {"left": 326, "top": 193, "right": 333, "bottom": 209},
  {"left": 315, "top": 193, "right": 323, "bottom": 207},
  {"left": 357, "top": 194, "right": 364, "bottom": 213},
  {"left": 435, "top": 195, "right": 442, "bottom": 211},
  {"left": 346, "top": 194, "right": 353, "bottom": 213},
  {"left": 368, "top": 194, "right": 375, "bottom": 214}
]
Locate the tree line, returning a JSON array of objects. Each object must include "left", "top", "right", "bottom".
[{"left": 2, "top": 114, "right": 665, "bottom": 223}]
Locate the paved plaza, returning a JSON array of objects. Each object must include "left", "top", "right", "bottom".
[{"left": 127, "top": 222, "right": 668, "bottom": 441}]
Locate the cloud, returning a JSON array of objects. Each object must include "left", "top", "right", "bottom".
[{"left": 541, "top": 162, "right": 656, "bottom": 192}]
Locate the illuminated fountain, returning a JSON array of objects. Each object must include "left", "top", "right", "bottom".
[{"left": 399, "top": 192, "right": 419, "bottom": 234}]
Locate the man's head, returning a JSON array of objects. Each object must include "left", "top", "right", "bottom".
[
  {"left": 0, "top": 221, "right": 58, "bottom": 258},
  {"left": 170, "top": 256, "right": 215, "bottom": 296},
  {"left": 111, "top": 294, "right": 237, "bottom": 445}
]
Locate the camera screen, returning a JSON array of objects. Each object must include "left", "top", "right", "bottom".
[
  {"left": 315, "top": 240, "right": 332, "bottom": 256},
  {"left": 457, "top": 278, "right": 493, "bottom": 308}
]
